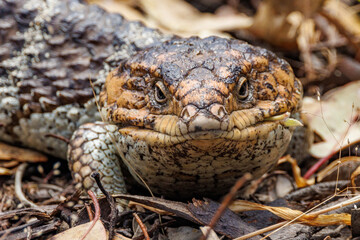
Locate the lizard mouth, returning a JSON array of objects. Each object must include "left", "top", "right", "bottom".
[
  {"left": 184, "top": 111, "right": 301, "bottom": 139},
  {"left": 118, "top": 111, "right": 301, "bottom": 146}
]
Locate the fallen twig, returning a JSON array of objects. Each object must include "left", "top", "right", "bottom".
[
  {"left": 44, "top": 134, "right": 69, "bottom": 144},
  {"left": 133, "top": 212, "right": 150, "bottom": 240},
  {"left": 201, "top": 173, "right": 252, "bottom": 240},
  {"left": 0, "top": 194, "right": 7, "bottom": 213},
  {"left": 15, "top": 163, "right": 40, "bottom": 209},
  {"left": 80, "top": 190, "right": 101, "bottom": 240},
  {"left": 91, "top": 171, "right": 118, "bottom": 239},
  {"left": 85, "top": 204, "right": 94, "bottom": 221}
]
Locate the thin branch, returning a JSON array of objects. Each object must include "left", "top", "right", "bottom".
[
  {"left": 201, "top": 173, "right": 252, "bottom": 240},
  {"left": 133, "top": 213, "right": 150, "bottom": 240},
  {"left": 81, "top": 190, "right": 101, "bottom": 240},
  {"left": 14, "top": 163, "right": 40, "bottom": 209}
]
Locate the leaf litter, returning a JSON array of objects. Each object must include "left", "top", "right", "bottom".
[{"left": 1, "top": 0, "right": 360, "bottom": 239}]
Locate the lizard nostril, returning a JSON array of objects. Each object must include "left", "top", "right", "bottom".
[
  {"left": 217, "top": 106, "right": 226, "bottom": 118},
  {"left": 209, "top": 104, "right": 227, "bottom": 120},
  {"left": 181, "top": 105, "right": 198, "bottom": 122},
  {"left": 181, "top": 108, "right": 190, "bottom": 121}
]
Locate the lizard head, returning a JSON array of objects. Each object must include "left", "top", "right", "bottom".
[
  {"left": 100, "top": 36, "right": 302, "bottom": 197},
  {"left": 101, "top": 36, "right": 302, "bottom": 146}
]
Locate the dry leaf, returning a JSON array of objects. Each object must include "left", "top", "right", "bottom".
[
  {"left": 317, "top": 156, "right": 360, "bottom": 182},
  {"left": 200, "top": 226, "right": 221, "bottom": 240},
  {"left": 278, "top": 155, "right": 314, "bottom": 188},
  {"left": 303, "top": 80, "right": 360, "bottom": 158},
  {"left": 87, "top": 0, "right": 146, "bottom": 22},
  {"left": 113, "top": 232, "right": 132, "bottom": 240},
  {"left": 49, "top": 220, "right": 107, "bottom": 240},
  {"left": 0, "top": 142, "right": 47, "bottom": 162},
  {"left": 275, "top": 175, "right": 294, "bottom": 197},
  {"left": 323, "top": 0, "right": 360, "bottom": 38},
  {"left": 0, "top": 166, "right": 13, "bottom": 175},
  {"left": 229, "top": 200, "right": 351, "bottom": 226},
  {"left": 139, "top": 0, "right": 252, "bottom": 37},
  {"left": 250, "top": 0, "right": 323, "bottom": 49},
  {"left": 0, "top": 160, "right": 19, "bottom": 168},
  {"left": 280, "top": 155, "right": 360, "bottom": 189},
  {"left": 351, "top": 164, "right": 360, "bottom": 190}
]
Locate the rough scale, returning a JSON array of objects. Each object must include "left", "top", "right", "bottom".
[
  {"left": 0, "top": 0, "right": 303, "bottom": 199},
  {"left": 0, "top": 0, "right": 170, "bottom": 158}
]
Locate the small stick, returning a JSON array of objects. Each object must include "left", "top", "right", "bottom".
[
  {"left": 201, "top": 173, "right": 252, "bottom": 240},
  {"left": 234, "top": 221, "right": 287, "bottom": 240},
  {"left": 0, "top": 194, "right": 7, "bottom": 212},
  {"left": 85, "top": 204, "right": 94, "bottom": 221},
  {"left": 81, "top": 190, "right": 101, "bottom": 240},
  {"left": 133, "top": 212, "right": 150, "bottom": 240},
  {"left": 133, "top": 219, "right": 176, "bottom": 240},
  {"left": 91, "top": 172, "right": 118, "bottom": 239},
  {"left": 45, "top": 133, "right": 69, "bottom": 144},
  {"left": 303, "top": 149, "right": 336, "bottom": 179},
  {"left": 14, "top": 163, "right": 40, "bottom": 209}
]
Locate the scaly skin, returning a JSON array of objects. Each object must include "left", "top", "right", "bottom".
[
  {"left": 0, "top": 0, "right": 170, "bottom": 158},
  {"left": 1, "top": 0, "right": 303, "bottom": 199},
  {"left": 69, "top": 37, "right": 302, "bottom": 199}
]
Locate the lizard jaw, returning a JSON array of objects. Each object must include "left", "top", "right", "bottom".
[{"left": 117, "top": 111, "right": 300, "bottom": 147}]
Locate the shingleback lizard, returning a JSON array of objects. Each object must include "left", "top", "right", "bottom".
[{"left": 0, "top": 0, "right": 303, "bottom": 199}]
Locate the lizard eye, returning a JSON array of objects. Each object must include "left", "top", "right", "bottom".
[
  {"left": 236, "top": 76, "right": 249, "bottom": 100},
  {"left": 154, "top": 81, "right": 167, "bottom": 103}
]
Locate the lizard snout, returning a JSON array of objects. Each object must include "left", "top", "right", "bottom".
[{"left": 180, "top": 103, "right": 229, "bottom": 133}]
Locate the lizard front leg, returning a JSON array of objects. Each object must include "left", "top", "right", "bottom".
[{"left": 67, "top": 122, "right": 127, "bottom": 197}]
